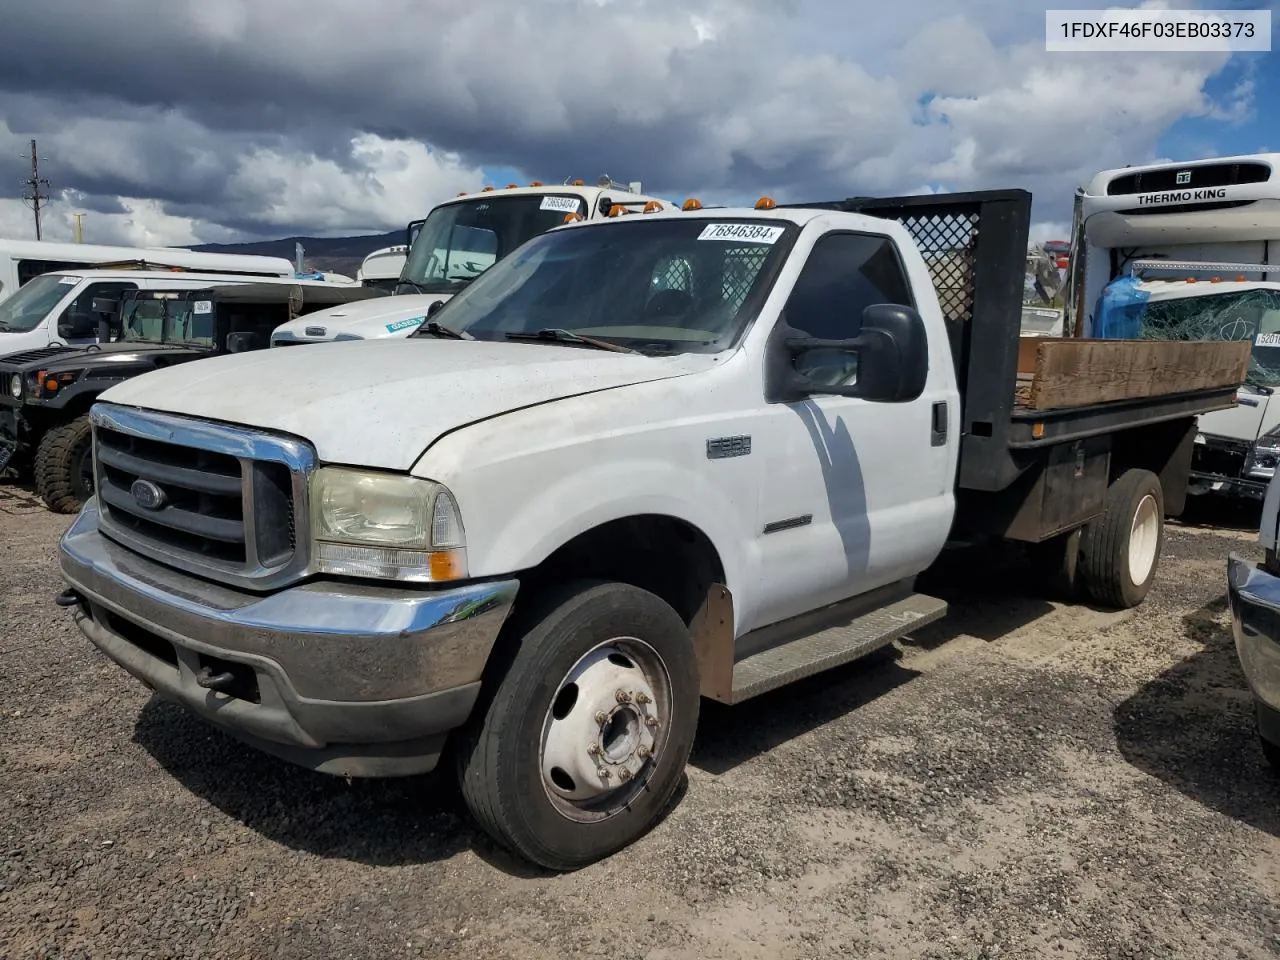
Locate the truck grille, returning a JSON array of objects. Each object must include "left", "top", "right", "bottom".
[{"left": 90, "top": 403, "right": 315, "bottom": 590}]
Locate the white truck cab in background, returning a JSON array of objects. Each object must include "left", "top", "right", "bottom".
[
  {"left": 269, "top": 177, "right": 673, "bottom": 346},
  {"left": 0, "top": 240, "right": 294, "bottom": 306},
  {"left": 1074, "top": 152, "right": 1280, "bottom": 501},
  {"left": 355, "top": 246, "right": 408, "bottom": 293}
]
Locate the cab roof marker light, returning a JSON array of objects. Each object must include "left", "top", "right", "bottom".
[
  {"left": 481, "top": 186, "right": 494, "bottom": 192},
  {"left": 563, "top": 212, "right": 584, "bottom": 223},
  {"left": 681, "top": 198, "right": 703, "bottom": 211},
  {"left": 754, "top": 196, "right": 777, "bottom": 209},
  {"left": 643, "top": 200, "right": 663, "bottom": 213},
  {"left": 506, "top": 183, "right": 519, "bottom": 189},
  {"left": 529, "top": 180, "right": 544, "bottom": 187}
]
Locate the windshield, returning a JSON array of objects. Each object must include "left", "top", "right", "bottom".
[
  {"left": 0, "top": 274, "right": 77, "bottom": 333},
  {"left": 120, "top": 296, "right": 214, "bottom": 346},
  {"left": 1131, "top": 287, "right": 1280, "bottom": 386},
  {"left": 410, "top": 217, "right": 794, "bottom": 354},
  {"left": 398, "top": 194, "right": 590, "bottom": 295}
]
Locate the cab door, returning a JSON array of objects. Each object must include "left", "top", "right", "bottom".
[{"left": 746, "top": 228, "right": 957, "bottom": 630}]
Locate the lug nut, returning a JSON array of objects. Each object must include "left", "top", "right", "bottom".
[
  {"left": 615, "top": 689, "right": 632, "bottom": 703},
  {"left": 645, "top": 716, "right": 660, "bottom": 729},
  {"left": 599, "top": 768, "right": 612, "bottom": 780},
  {"left": 587, "top": 743, "right": 601, "bottom": 756},
  {"left": 637, "top": 745, "right": 651, "bottom": 759},
  {"left": 618, "top": 768, "right": 633, "bottom": 783},
  {"left": 595, "top": 711, "right": 608, "bottom": 725},
  {"left": 635, "top": 692, "right": 651, "bottom": 704}
]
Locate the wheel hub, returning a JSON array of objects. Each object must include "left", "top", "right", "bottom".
[{"left": 541, "top": 643, "right": 664, "bottom": 807}]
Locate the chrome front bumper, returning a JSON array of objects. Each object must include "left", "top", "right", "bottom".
[
  {"left": 58, "top": 499, "right": 519, "bottom": 777},
  {"left": 1227, "top": 552, "right": 1280, "bottom": 739}
]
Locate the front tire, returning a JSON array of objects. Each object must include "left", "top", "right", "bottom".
[
  {"left": 34, "top": 415, "right": 94, "bottom": 514},
  {"left": 455, "top": 580, "right": 699, "bottom": 871},
  {"left": 1080, "top": 468, "right": 1164, "bottom": 609}
]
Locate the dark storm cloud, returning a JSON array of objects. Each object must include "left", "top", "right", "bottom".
[{"left": 0, "top": 0, "right": 1245, "bottom": 241}]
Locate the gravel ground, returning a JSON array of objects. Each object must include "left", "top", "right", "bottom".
[{"left": 2, "top": 481, "right": 1279, "bottom": 960}]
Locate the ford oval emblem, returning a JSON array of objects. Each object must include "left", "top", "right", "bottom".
[{"left": 130, "top": 479, "right": 166, "bottom": 511}]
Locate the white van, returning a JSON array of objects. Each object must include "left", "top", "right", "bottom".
[
  {"left": 271, "top": 178, "right": 673, "bottom": 346},
  {"left": 0, "top": 269, "right": 305, "bottom": 358},
  {"left": 0, "top": 239, "right": 295, "bottom": 305}
]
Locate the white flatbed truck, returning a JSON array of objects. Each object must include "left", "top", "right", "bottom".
[{"left": 56, "top": 189, "right": 1248, "bottom": 870}]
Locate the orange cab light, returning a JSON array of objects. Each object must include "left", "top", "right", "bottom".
[
  {"left": 1237, "top": 275, "right": 1247, "bottom": 281},
  {"left": 563, "top": 212, "right": 584, "bottom": 223},
  {"left": 754, "top": 196, "right": 777, "bottom": 210},
  {"left": 1210, "top": 276, "right": 1222, "bottom": 283},
  {"left": 643, "top": 200, "right": 663, "bottom": 213},
  {"left": 608, "top": 204, "right": 630, "bottom": 217},
  {"left": 457, "top": 190, "right": 467, "bottom": 196},
  {"left": 506, "top": 183, "right": 519, "bottom": 189},
  {"left": 1185, "top": 277, "right": 1196, "bottom": 283},
  {"left": 682, "top": 198, "right": 703, "bottom": 211},
  {"left": 572, "top": 178, "right": 585, "bottom": 186},
  {"left": 529, "top": 180, "right": 544, "bottom": 187},
  {"left": 481, "top": 185, "right": 495, "bottom": 192}
]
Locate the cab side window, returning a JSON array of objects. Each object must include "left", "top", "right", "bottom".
[
  {"left": 782, "top": 233, "right": 913, "bottom": 340},
  {"left": 781, "top": 233, "right": 914, "bottom": 388}
]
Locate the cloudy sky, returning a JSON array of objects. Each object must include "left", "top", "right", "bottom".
[{"left": 0, "top": 0, "right": 1271, "bottom": 248}]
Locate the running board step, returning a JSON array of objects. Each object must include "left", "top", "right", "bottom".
[{"left": 723, "top": 593, "right": 948, "bottom": 704}]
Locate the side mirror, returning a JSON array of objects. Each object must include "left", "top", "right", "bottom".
[
  {"left": 225, "top": 331, "right": 261, "bottom": 353},
  {"left": 57, "top": 307, "right": 97, "bottom": 340},
  {"left": 765, "top": 304, "right": 929, "bottom": 404},
  {"left": 426, "top": 299, "right": 446, "bottom": 318},
  {"left": 406, "top": 218, "right": 425, "bottom": 249}
]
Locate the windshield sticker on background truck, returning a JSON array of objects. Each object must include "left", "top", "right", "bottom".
[
  {"left": 539, "top": 196, "right": 581, "bottom": 213},
  {"left": 385, "top": 316, "right": 425, "bottom": 333},
  {"left": 1256, "top": 332, "right": 1280, "bottom": 347},
  {"left": 193, "top": 301, "right": 212, "bottom": 314},
  {"left": 697, "top": 223, "right": 785, "bottom": 244},
  {"left": 58, "top": 276, "right": 80, "bottom": 284}
]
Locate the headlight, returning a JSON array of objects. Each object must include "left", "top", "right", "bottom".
[
  {"left": 311, "top": 467, "right": 467, "bottom": 582},
  {"left": 8, "top": 374, "right": 20, "bottom": 399}
]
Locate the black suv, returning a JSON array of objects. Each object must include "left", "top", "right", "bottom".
[{"left": 0, "top": 281, "right": 380, "bottom": 513}]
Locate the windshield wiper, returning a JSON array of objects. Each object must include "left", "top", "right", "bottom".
[
  {"left": 417, "top": 320, "right": 473, "bottom": 341},
  {"left": 505, "top": 328, "right": 638, "bottom": 354},
  {"left": 395, "top": 279, "right": 426, "bottom": 294}
]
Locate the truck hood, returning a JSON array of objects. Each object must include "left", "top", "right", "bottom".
[
  {"left": 98, "top": 338, "right": 711, "bottom": 470},
  {"left": 270, "top": 294, "right": 453, "bottom": 344}
]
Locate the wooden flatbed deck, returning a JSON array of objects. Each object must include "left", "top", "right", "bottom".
[{"left": 1014, "top": 337, "right": 1251, "bottom": 411}]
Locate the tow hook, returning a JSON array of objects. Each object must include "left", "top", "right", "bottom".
[
  {"left": 54, "top": 588, "right": 83, "bottom": 608},
  {"left": 196, "top": 666, "right": 237, "bottom": 691}
]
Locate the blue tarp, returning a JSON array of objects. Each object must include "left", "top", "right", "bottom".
[{"left": 1093, "top": 275, "right": 1150, "bottom": 339}]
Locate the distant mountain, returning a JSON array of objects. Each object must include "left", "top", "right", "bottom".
[{"left": 190, "top": 230, "right": 408, "bottom": 278}]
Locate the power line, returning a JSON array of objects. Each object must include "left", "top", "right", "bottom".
[{"left": 20, "top": 139, "right": 50, "bottom": 241}]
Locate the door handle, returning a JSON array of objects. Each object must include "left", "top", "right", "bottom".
[{"left": 931, "top": 402, "right": 948, "bottom": 447}]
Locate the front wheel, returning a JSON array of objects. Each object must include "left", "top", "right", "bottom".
[
  {"left": 1079, "top": 468, "right": 1165, "bottom": 609},
  {"left": 455, "top": 580, "right": 700, "bottom": 871},
  {"left": 34, "top": 415, "right": 94, "bottom": 514}
]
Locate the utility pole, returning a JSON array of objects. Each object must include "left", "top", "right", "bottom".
[
  {"left": 20, "top": 139, "right": 50, "bottom": 241},
  {"left": 72, "top": 213, "right": 84, "bottom": 243}
]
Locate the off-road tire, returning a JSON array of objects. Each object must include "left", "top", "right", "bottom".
[
  {"left": 1080, "top": 468, "right": 1164, "bottom": 610},
  {"left": 34, "top": 414, "right": 94, "bottom": 514},
  {"left": 455, "top": 579, "right": 699, "bottom": 871}
]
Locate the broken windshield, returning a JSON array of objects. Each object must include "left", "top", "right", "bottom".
[
  {"left": 1134, "top": 286, "right": 1280, "bottom": 387},
  {"left": 397, "top": 194, "right": 589, "bottom": 295}
]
